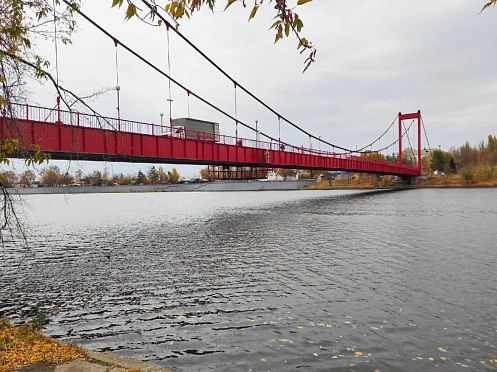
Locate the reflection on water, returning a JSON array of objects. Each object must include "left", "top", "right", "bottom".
[{"left": 1, "top": 189, "right": 497, "bottom": 371}]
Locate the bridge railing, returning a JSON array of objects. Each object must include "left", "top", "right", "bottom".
[{"left": 6, "top": 103, "right": 415, "bottom": 169}]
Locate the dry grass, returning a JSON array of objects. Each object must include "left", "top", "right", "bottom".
[
  {"left": 420, "top": 173, "right": 497, "bottom": 188},
  {"left": 0, "top": 318, "right": 84, "bottom": 372}
]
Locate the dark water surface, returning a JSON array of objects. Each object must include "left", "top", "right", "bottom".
[{"left": 1, "top": 189, "right": 497, "bottom": 371}]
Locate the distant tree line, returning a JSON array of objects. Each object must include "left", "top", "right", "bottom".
[
  {"left": 0, "top": 166, "right": 182, "bottom": 188},
  {"left": 427, "top": 134, "right": 497, "bottom": 183}
]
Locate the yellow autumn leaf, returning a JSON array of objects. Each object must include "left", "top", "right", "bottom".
[
  {"left": 224, "top": 0, "right": 237, "bottom": 11},
  {"left": 248, "top": 5, "right": 259, "bottom": 21}
]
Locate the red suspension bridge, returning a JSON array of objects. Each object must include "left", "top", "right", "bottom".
[
  {"left": 0, "top": 2, "right": 428, "bottom": 179},
  {"left": 1, "top": 103, "right": 422, "bottom": 178}
]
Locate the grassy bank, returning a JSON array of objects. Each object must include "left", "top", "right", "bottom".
[
  {"left": 419, "top": 173, "right": 497, "bottom": 188},
  {"left": 307, "top": 178, "right": 392, "bottom": 190},
  {"left": 0, "top": 317, "right": 84, "bottom": 372},
  {"left": 307, "top": 175, "right": 497, "bottom": 190}
]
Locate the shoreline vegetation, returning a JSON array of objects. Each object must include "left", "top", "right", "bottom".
[
  {"left": 0, "top": 317, "right": 170, "bottom": 372},
  {"left": 0, "top": 317, "right": 83, "bottom": 372},
  {"left": 308, "top": 176, "right": 497, "bottom": 190}
]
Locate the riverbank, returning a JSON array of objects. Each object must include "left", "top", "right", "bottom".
[
  {"left": 308, "top": 176, "right": 497, "bottom": 190},
  {"left": 308, "top": 179, "right": 396, "bottom": 190},
  {"left": 14, "top": 180, "right": 315, "bottom": 195},
  {"left": 418, "top": 174, "right": 497, "bottom": 188},
  {"left": 0, "top": 318, "right": 169, "bottom": 372}
]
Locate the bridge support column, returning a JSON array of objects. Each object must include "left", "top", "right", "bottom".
[
  {"left": 399, "top": 175, "right": 419, "bottom": 186},
  {"left": 417, "top": 110, "right": 422, "bottom": 172},
  {"left": 398, "top": 111, "right": 422, "bottom": 170},
  {"left": 398, "top": 113, "right": 402, "bottom": 164}
]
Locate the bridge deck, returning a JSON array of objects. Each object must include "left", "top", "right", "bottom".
[{"left": 1, "top": 104, "right": 420, "bottom": 177}]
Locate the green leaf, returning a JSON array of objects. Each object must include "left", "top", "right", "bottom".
[
  {"left": 297, "top": 0, "right": 313, "bottom": 5},
  {"left": 285, "top": 22, "right": 290, "bottom": 37},
  {"left": 274, "top": 25, "right": 283, "bottom": 43},
  {"left": 269, "top": 20, "right": 281, "bottom": 30},
  {"left": 295, "top": 18, "right": 303, "bottom": 33},
  {"left": 248, "top": 5, "right": 259, "bottom": 21}
]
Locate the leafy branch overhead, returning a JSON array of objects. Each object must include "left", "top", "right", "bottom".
[
  {"left": 111, "top": 0, "right": 317, "bottom": 72},
  {"left": 481, "top": 0, "right": 497, "bottom": 11}
]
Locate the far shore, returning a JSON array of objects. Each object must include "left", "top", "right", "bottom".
[
  {"left": 12, "top": 179, "right": 315, "bottom": 195},
  {"left": 10, "top": 177, "right": 497, "bottom": 195}
]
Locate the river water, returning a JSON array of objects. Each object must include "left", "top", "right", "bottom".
[{"left": 1, "top": 189, "right": 496, "bottom": 371}]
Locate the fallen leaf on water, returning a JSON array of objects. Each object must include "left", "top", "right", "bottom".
[
  {"left": 354, "top": 351, "right": 363, "bottom": 357},
  {"left": 438, "top": 347, "right": 448, "bottom": 353}
]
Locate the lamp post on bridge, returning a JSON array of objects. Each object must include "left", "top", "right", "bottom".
[
  {"left": 255, "top": 120, "right": 259, "bottom": 149},
  {"left": 160, "top": 113, "right": 164, "bottom": 135},
  {"left": 167, "top": 98, "right": 173, "bottom": 136},
  {"left": 116, "top": 85, "right": 121, "bottom": 131}
]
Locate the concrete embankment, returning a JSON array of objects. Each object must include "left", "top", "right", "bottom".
[
  {"left": 15, "top": 180, "right": 315, "bottom": 195},
  {"left": 19, "top": 351, "right": 170, "bottom": 372}
]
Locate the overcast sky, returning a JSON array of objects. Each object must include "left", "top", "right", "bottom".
[{"left": 17, "top": 0, "right": 497, "bottom": 177}]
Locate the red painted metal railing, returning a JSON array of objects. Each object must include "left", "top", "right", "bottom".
[{"left": 9, "top": 103, "right": 350, "bottom": 157}]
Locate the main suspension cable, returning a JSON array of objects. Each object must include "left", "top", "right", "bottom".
[
  {"left": 65, "top": 0, "right": 414, "bottom": 159},
  {"left": 139, "top": 0, "right": 373, "bottom": 154},
  {"left": 375, "top": 119, "right": 416, "bottom": 153},
  {"left": 355, "top": 115, "right": 398, "bottom": 152},
  {"left": 62, "top": 0, "right": 294, "bottom": 148},
  {"left": 421, "top": 117, "right": 432, "bottom": 156}
]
